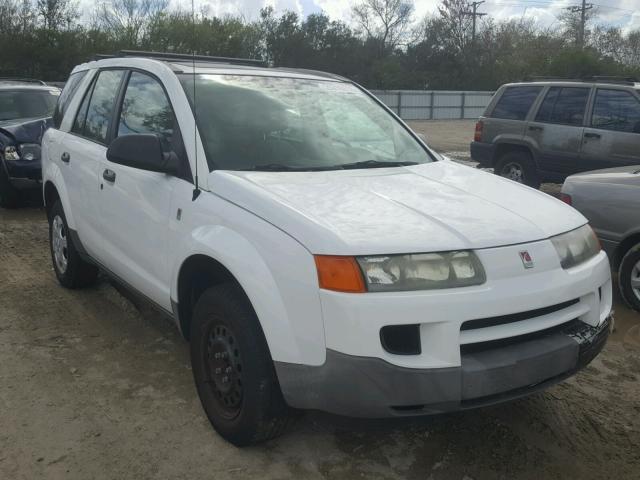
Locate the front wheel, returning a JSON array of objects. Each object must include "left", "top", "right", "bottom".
[
  {"left": 619, "top": 244, "right": 640, "bottom": 312},
  {"left": 495, "top": 151, "right": 541, "bottom": 189},
  {"left": 190, "top": 283, "right": 293, "bottom": 446}
]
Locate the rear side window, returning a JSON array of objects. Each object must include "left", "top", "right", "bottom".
[
  {"left": 76, "top": 70, "right": 125, "bottom": 144},
  {"left": 52, "top": 71, "right": 87, "bottom": 128},
  {"left": 490, "top": 86, "right": 542, "bottom": 120},
  {"left": 592, "top": 89, "right": 640, "bottom": 133},
  {"left": 535, "top": 87, "right": 589, "bottom": 126}
]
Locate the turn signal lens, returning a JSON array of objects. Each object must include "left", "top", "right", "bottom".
[{"left": 314, "top": 255, "right": 366, "bottom": 293}]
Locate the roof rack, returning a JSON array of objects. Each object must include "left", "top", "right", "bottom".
[
  {"left": 94, "top": 50, "right": 266, "bottom": 67},
  {"left": 0, "top": 77, "right": 47, "bottom": 85},
  {"left": 523, "top": 75, "right": 637, "bottom": 86}
]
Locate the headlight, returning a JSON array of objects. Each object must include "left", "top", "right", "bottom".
[
  {"left": 2, "top": 144, "right": 40, "bottom": 161},
  {"left": 550, "top": 224, "right": 601, "bottom": 269},
  {"left": 356, "top": 251, "right": 486, "bottom": 292},
  {"left": 18, "top": 143, "right": 41, "bottom": 161},
  {"left": 3, "top": 146, "right": 20, "bottom": 161}
]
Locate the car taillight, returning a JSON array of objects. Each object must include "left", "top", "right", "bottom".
[
  {"left": 558, "top": 193, "right": 572, "bottom": 205},
  {"left": 474, "top": 121, "right": 483, "bottom": 142}
]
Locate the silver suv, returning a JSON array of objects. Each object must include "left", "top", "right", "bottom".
[{"left": 471, "top": 78, "right": 640, "bottom": 188}]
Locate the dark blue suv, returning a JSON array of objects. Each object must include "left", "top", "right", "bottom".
[{"left": 0, "top": 79, "right": 60, "bottom": 207}]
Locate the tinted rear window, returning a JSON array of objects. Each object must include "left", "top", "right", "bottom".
[{"left": 490, "top": 86, "right": 543, "bottom": 120}]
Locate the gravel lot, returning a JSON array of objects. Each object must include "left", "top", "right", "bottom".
[{"left": 1, "top": 120, "right": 639, "bottom": 479}]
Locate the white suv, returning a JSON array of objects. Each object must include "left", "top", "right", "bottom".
[{"left": 42, "top": 52, "right": 613, "bottom": 446}]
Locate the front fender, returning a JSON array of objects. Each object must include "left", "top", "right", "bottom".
[{"left": 170, "top": 221, "right": 326, "bottom": 366}]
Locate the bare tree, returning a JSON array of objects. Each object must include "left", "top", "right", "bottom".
[
  {"left": 98, "top": 0, "right": 168, "bottom": 45},
  {"left": 36, "top": 0, "right": 78, "bottom": 31},
  {"left": 352, "top": 0, "right": 414, "bottom": 55}
]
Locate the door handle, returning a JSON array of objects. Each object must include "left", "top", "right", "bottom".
[
  {"left": 61, "top": 152, "right": 70, "bottom": 163},
  {"left": 528, "top": 125, "right": 544, "bottom": 131},
  {"left": 102, "top": 169, "right": 116, "bottom": 183},
  {"left": 584, "top": 132, "right": 601, "bottom": 139}
]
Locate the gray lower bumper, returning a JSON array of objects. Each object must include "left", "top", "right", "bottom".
[{"left": 275, "top": 317, "right": 610, "bottom": 417}]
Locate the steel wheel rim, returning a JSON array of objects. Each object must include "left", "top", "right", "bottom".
[
  {"left": 205, "top": 323, "right": 244, "bottom": 419},
  {"left": 501, "top": 162, "right": 524, "bottom": 183},
  {"left": 52, "top": 215, "right": 68, "bottom": 274},
  {"left": 631, "top": 259, "right": 640, "bottom": 302}
]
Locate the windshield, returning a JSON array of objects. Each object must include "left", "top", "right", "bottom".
[
  {"left": 179, "top": 74, "right": 433, "bottom": 171},
  {"left": 0, "top": 89, "right": 58, "bottom": 122}
]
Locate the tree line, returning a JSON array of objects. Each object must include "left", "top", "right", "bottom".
[{"left": 0, "top": 0, "right": 639, "bottom": 89}]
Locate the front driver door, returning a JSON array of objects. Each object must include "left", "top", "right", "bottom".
[
  {"left": 581, "top": 88, "right": 640, "bottom": 170},
  {"left": 98, "top": 71, "right": 191, "bottom": 310}
]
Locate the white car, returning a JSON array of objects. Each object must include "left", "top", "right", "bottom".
[{"left": 42, "top": 52, "right": 613, "bottom": 446}]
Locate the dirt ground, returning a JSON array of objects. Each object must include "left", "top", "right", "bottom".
[{"left": 1, "top": 121, "right": 639, "bottom": 479}]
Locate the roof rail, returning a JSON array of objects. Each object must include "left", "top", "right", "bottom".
[
  {"left": 94, "top": 50, "right": 265, "bottom": 67},
  {"left": 0, "top": 77, "right": 46, "bottom": 85},
  {"left": 523, "top": 75, "right": 637, "bottom": 86}
]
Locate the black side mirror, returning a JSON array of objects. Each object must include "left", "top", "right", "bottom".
[{"left": 107, "top": 134, "right": 179, "bottom": 175}]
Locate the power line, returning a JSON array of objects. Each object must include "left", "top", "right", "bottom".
[{"left": 463, "top": 1, "right": 488, "bottom": 43}]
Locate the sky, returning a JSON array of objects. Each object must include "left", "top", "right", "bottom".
[{"left": 85, "top": 0, "right": 640, "bottom": 33}]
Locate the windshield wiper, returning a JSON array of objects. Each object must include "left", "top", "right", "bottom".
[
  {"left": 338, "top": 160, "right": 419, "bottom": 170},
  {"left": 242, "top": 163, "right": 339, "bottom": 172}
]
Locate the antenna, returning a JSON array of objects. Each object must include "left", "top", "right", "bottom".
[{"left": 191, "top": 0, "right": 201, "bottom": 201}]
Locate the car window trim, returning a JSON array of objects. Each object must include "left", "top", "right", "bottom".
[
  {"left": 590, "top": 87, "right": 640, "bottom": 132},
  {"left": 534, "top": 86, "right": 591, "bottom": 127},
  {"left": 68, "top": 67, "right": 128, "bottom": 147}
]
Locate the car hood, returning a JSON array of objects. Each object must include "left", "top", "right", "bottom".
[
  {"left": 0, "top": 117, "right": 51, "bottom": 144},
  {"left": 209, "top": 161, "right": 586, "bottom": 255},
  {"left": 564, "top": 165, "right": 640, "bottom": 187}
]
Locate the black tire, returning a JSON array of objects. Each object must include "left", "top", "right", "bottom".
[
  {"left": 618, "top": 243, "right": 640, "bottom": 312},
  {"left": 48, "top": 201, "right": 99, "bottom": 288},
  {"left": 495, "top": 151, "right": 541, "bottom": 189},
  {"left": 190, "top": 283, "right": 293, "bottom": 446},
  {"left": 0, "top": 167, "right": 19, "bottom": 208}
]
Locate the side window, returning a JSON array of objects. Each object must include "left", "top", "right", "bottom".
[
  {"left": 52, "top": 70, "right": 87, "bottom": 128},
  {"left": 71, "top": 79, "right": 93, "bottom": 135},
  {"left": 82, "top": 70, "right": 125, "bottom": 144},
  {"left": 490, "top": 86, "right": 543, "bottom": 120},
  {"left": 117, "top": 72, "right": 176, "bottom": 153},
  {"left": 535, "top": 87, "right": 589, "bottom": 126},
  {"left": 592, "top": 89, "right": 640, "bottom": 133}
]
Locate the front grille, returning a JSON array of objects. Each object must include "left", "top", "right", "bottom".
[
  {"left": 460, "top": 299, "right": 580, "bottom": 331},
  {"left": 460, "top": 319, "right": 579, "bottom": 355}
]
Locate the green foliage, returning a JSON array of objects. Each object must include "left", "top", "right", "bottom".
[{"left": 0, "top": 0, "right": 638, "bottom": 88}]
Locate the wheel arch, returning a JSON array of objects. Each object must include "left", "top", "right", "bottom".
[
  {"left": 613, "top": 232, "right": 640, "bottom": 271},
  {"left": 170, "top": 224, "right": 323, "bottom": 366},
  {"left": 494, "top": 142, "right": 536, "bottom": 167}
]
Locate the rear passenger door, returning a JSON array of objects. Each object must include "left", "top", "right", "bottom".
[
  {"left": 526, "top": 86, "right": 590, "bottom": 176},
  {"left": 60, "top": 69, "right": 126, "bottom": 260},
  {"left": 581, "top": 88, "right": 640, "bottom": 169},
  {"left": 98, "top": 70, "right": 190, "bottom": 310}
]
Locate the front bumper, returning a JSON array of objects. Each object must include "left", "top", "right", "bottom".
[
  {"left": 275, "top": 315, "right": 610, "bottom": 417},
  {"left": 4, "top": 158, "right": 42, "bottom": 183}
]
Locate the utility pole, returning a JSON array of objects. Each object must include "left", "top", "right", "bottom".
[
  {"left": 464, "top": 1, "right": 487, "bottom": 43},
  {"left": 567, "top": 0, "right": 593, "bottom": 49}
]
